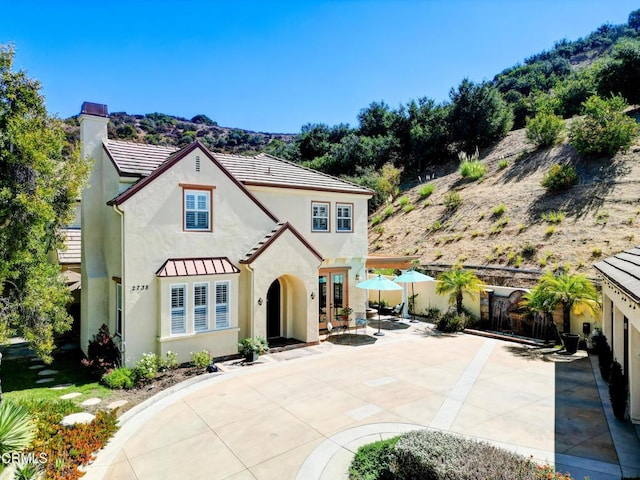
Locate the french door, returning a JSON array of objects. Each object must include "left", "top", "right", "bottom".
[{"left": 318, "top": 268, "right": 349, "bottom": 330}]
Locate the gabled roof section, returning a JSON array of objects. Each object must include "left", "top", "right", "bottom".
[
  {"left": 594, "top": 246, "right": 640, "bottom": 304},
  {"left": 216, "top": 153, "right": 373, "bottom": 195},
  {"left": 104, "top": 139, "right": 179, "bottom": 177},
  {"left": 107, "top": 141, "right": 279, "bottom": 222},
  {"left": 156, "top": 257, "right": 240, "bottom": 277},
  {"left": 58, "top": 228, "right": 81, "bottom": 264},
  {"left": 241, "top": 222, "right": 323, "bottom": 264}
]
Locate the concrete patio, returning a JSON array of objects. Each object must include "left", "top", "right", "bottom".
[{"left": 85, "top": 322, "right": 640, "bottom": 480}]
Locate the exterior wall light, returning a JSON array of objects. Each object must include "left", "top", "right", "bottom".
[
  {"left": 258, "top": 297, "right": 263, "bottom": 306},
  {"left": 310, "top": 292, "right": 315, "bottom": 300}
]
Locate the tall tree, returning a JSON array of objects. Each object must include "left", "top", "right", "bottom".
[
  {"left": 0, "top": 44, "right": 90, "bottom": 362},
  {"left": 448, "top": 79, "right": 513, "bottom": 151},
  {"left": 435, "top": 267, "right": 485, "bottom": 315}
]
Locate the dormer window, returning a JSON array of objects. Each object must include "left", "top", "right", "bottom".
[{"left": 182, "top": 186, "right": 213, "bottom": 231}]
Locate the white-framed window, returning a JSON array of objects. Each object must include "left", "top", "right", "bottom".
[
  {"left": 193, "top": 283, "right": 209, "bottom": 332},
  {"left": 312, "top": 202, "right": 329, "bottom": 232},
  {"left": 115, "top": 283, "right": 122, "bottom": 336},
  {"left": 215, "top": 281, "right": 230, "bottom": 329},
  {"left": 170, "top": 284, "right": 187, "bottom": 334},
  {"left": 184, "top": 189, "right": 211, "bottom": 231},
  {"left": 336, "top": 203, "right": 353, "bottom": 232}
]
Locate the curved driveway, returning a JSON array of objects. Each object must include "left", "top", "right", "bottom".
[{"left": 85, "top": 325, "right": 629, "bottom": 480}]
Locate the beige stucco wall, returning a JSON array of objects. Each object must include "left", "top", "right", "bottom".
[
  {"left": 118, "top": 148, "right": 277, "bottom": 365},
  {"left": 247, "top": 228, "right": 322, "bottom": 343},
  {"left": 600, "top": 281, "right": 640, "bottom": 423}
]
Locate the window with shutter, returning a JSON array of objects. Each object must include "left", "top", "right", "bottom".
[
  {"left": 215, "top": 282, "right": 230, "bottom": 329},
  {"left": 194, "top": 283, "right": 208, "bottom": 332},
  {"left": 184, "top": 189, "right": 211, "bottom": 231},
  {"left": 171, "top": 285, "right": 186, "bottom": 334}
]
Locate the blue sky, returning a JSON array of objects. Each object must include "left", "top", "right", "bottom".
[{"left": 3, "top": 1, "right": 638, "bottom": 133}]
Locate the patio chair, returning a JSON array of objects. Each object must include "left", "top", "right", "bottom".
[
  {"left": 390, "top": 302, "right": 405, "bottom": 320},
  {"left": 355, "top": 313, "right": 368, "bottom": 334}
]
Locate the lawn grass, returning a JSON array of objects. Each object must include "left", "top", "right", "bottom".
[{"left": 2, "top": 349, "right": 113, "bottom": 405}]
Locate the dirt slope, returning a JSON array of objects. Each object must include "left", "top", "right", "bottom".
[{"left": 368, "top": 127, "right": 640, "bottom": 284}]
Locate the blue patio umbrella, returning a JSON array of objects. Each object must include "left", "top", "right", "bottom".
[
  {"left": 356, "top": 275, "right": 402, "bottom": 336},
  {"left": 394, "top": 270, "right": 434, "bottom": 322}
]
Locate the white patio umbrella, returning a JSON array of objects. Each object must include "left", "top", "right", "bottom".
[
  {"left": 393, "top": 270, "right": 434, "bottom": 322},
  {"left": 356, "top": 275, "right": 403, "bottom": 336}
]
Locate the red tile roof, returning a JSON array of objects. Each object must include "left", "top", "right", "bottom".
[
  {"left": 58, "top": 228, "right": 81, "bottom": 264},
  {"left": 156, "top": 257, "right": 240, "bottom": 277}
]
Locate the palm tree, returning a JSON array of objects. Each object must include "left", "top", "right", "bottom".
[
  {"left": 537, "top": 272, "right": 600, "bottom": 334},
  {"left": 522, "top": 284, "right": 559, "bottom": 342},
  {"left": 435, "top": 267, "right": 484, "bottom": 314}
]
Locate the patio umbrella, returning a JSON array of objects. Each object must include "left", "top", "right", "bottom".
[
  {"left": 394, "top": 270, "right": 434, "bottom": 322},
  {"left": 356, "top": 275, "right": 402, "bottom": 336}
]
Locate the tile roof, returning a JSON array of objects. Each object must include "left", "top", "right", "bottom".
[
  {"left": 241, "top": 222, "right": 323, "bottom": 264},
  {"left": 104, "top": 140, "right": 372, "bottom": 195},
  {"left": 156, "top": 257, "right": 240, "bottom": 277},
  {"left": 216, "top": 153, "right": 373, "bottom": 195},
  {"left": 58, "top": 228, "right": 81, "bottom": 264},
  {"left": 594, "top": 247, "right": 640, "bottom": 304},
  {"left": 104, "top": 140, "right": 179, "bottom": 177}
]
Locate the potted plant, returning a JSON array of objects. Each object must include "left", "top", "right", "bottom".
[
  {"left": 339, "top": 307, "right": 353, "bottom": 320},
  {"left": 237, "top": 336, "right": 269, "bottom": 363}
]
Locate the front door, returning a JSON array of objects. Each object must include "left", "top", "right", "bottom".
[
  {"left": 267, "top": 279, "right": 281, "bottom": 339},
  {"left": 318, "top": 269, "right": 349, "bottom": 330}
]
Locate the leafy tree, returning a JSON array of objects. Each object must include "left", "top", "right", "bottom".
[
  {"left": 357, "top": 101, "right": 395, "bottom": 137},
  {"left": 553, "top": 70, "right": 597, "bottom": 118},
  {"left": 596, "top": 38, "right": 640, "bottom": 104},
  {"left": 629, "top": 9, "right": 640, "bottom": 31},
  {"left": 526, "top": 111, "right": 565, "bottom": 148},
  {"left": 296, "top": 123, "right": 331, "bottom": 161},
  {"left": 535, "top": 271, "right": 600, "bottom": 334},
  {"left": 569, "top": 94, "right": 639, "bottom": 157},
  {"left": 448, "top": 79, "right": 513, "bottom": 151},
  {"left": 435, "top": 267, "right": 484, "bottom": 315},
  {"left": 0, "top": 45, "right": 91, "bottom": 362},
  {"left": 190, "top": 114, "right": 216, "bottom": 126}
]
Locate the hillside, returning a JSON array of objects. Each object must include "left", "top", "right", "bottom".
[
  {"left": 63, "top": 111, "right": 295, "bottom": 155},
  {"left": 368, "top": 124, "right": 640, "bottom": 286}
]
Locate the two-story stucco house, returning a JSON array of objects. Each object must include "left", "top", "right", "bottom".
[{"left": 79, "top": 102, "right": 373, "bottom": 366}]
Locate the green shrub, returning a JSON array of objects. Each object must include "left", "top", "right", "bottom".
[
  {"left": 526, "top": 111, "right": 565, "bottom": 148},
  {"left": 161, "top": 350, "right": 180, "bottom": 370},
  {"left": 492, "top": 203, "right": 506, "bottom": 217},
  {"left": 383, "top": 205, "right": 394, "bottom": 217},
  {"left": 102, "top": 367, "right": 136, "bottom": 389},
  {"left": 443, "top": 191, "right": 462, "bottom": 211},
  {"left": 374, "top": 225, "right": 385, "bottom": 235},
  {"left": 424, "top": 307, "right": 441, "bottom": 322},
  {"left": 541, "top": 163, "right": 578, "bottom": 193},
  {"left": 134, "top": 352, "right": 160, "bottom": 381},
  {"left": 545, "top": 226, "right": 556, "bottom": 236},
  {"left": 398, "top": 196, "right": 410, "bottom": 207},
  {"left": 436, "top": 310, "right": 469, "bottom": 332},
  {"left": 191, "top": 350, "right": 212, "bottom": 369},
  {"left": 540, "top": 210, "right": 565, "bottom": 223},
  {"left": 393, "top": 430, "right": 539, "bottom": 480},
  {"left": 402, "top": 204, "right": 415, "bottom": 213},
  {"left": 371, "top": 215, "right": 382, "bottom": 226},
  {"left": 459, "top": 150, "right": 486, "bottom": 181},
  {"left": 418, "top": 183, "right": 435, "bottom": 198},
  {"left": 569, "top": 94, "right": 639, "bottom": 157},
  {"left": 609, "top": 360, "right": 627, "bottom": 419},
  {"left": 521, "top": 243, "right": 537, "bottom": 258},
  {"left": 349, "top": 436, "right": 399, "bottom": 480},
  {"left": 498, "top": 158, "right": 509, "bottom": 169},
  {"left": 598, "top": 336, "right": 612, "bottom": 381}
]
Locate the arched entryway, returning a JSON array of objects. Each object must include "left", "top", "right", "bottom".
[{"left": 266, "top": 278, "right": 281, "bottom": 339}]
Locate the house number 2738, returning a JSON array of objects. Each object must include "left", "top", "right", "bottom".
[{"left": 131, "top": 285, "right": 149, "bottom": 292}]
